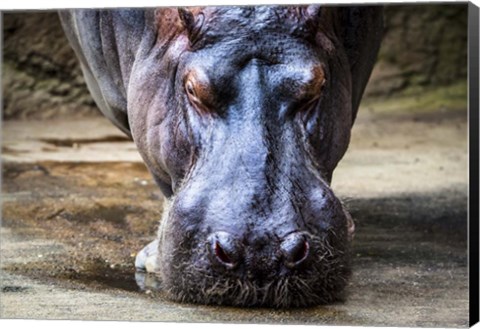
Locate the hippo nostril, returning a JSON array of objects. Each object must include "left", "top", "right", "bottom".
[
  {"left": 281, "top": 233, "right": 310, "bottom": 268},
  {"left": 208, "top": 231, "right": 241, "bottom": 269},
  {"left": 214, "top": 241, "right": 233, "bottom": 265},
  {"left": 291, "top": 240, "right": 309, "bottom": 263}
]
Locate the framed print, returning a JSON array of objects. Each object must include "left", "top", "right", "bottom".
[{"left": 1, "top": 1, "right": 479, "bottom": 327}]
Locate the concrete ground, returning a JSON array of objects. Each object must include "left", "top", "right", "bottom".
[{"left": 1, "top": 96, "right": 468, "bottom": 326}]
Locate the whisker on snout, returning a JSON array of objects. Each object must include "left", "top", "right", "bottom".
[{"left": 161, "top": 230, "right": 351, "bottom": 308}]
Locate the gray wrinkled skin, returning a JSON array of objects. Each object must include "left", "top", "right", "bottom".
[{"left": 60, "top": 6, "right": 383, "bottom": 308}]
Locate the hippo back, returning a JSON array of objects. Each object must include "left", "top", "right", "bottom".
[{"left": 59, "top": 9, "right": 147, "bottom": 137}]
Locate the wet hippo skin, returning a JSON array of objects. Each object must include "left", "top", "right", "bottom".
[{"left": 59, "top": 5, "right": 383, "bottom": 307}]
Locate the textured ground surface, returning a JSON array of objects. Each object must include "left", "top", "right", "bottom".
[{"left": 1, "top": 99, "right": 468, "bottom": 326}]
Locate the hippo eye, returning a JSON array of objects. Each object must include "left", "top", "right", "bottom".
[
  {"left": 185, "top": 80, "right": 202, "bottom": 108},
  {"left": 184, "top": 77, "right": 214, "bottom": 115},
  {"left": 185, "top": 80, "right": 196, "bottom": 97},
  {"left": 300, "top": 96, "right": 320, "bottom": 112},
  {"left": 300, "top": 77, "right": 326, "bottom": 110}
]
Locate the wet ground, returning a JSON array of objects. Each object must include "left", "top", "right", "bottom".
[{"left": 0, "top": 98, "right": 469, "bottom": 326}]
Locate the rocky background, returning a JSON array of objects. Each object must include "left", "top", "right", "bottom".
[
  {"left": 2, "top": 4, "right": 468, "bottom": 119},
  {"left": 366, "top": 4, "right": 468, "bottom": 96},
  {"left": 2, "top": 12, "right": 97, "bottom": 119}
]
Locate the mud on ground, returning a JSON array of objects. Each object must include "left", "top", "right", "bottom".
[{"left": 0, "top": 94, "right": 468, "bottom": 326}]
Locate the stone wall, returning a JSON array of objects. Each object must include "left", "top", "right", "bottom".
[
  {"left": 1, "top": 4, "right": 469, "bottom": 119},
  {"left": 2, "top": 12, "right": 97, "bottom": 119},
  {"left": 365, "top": 3, "right": 468, "bottom": 96}
]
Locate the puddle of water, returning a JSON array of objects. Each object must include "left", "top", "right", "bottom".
[
  {"left": 135, "top": 271, "right": 162, "bottom": 292},
  {"left": 71, "top": 263, "right": 141, "bottom": 293},
  {"left": 2, "top": 257, "right": 142, "bottom": 294}
]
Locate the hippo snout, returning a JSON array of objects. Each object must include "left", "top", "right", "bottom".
[
  {"left": 207, "top": 231, "right": 310, "bottom": 276},
  {"left": 148, "top": 181, "right": 352, "bottom": 308}
]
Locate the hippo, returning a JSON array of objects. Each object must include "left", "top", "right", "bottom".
[{"left": 59, "top": 5, "right": 383, "bottom": 308}]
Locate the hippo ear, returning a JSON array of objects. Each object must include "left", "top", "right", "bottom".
[
  {"left": 302, "top": 5, "right": 323, "bottom": 32},
  {"left": 326, "top": 7, "right": 384, "bottom": 125},
  {"left": 178, "top": 8, "right": 194, "bottom": 30},
  {"left": 177, "top": 8, "right": 204, "bottom": 43}
]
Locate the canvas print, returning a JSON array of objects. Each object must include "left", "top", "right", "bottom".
[{"left": 1, "top": 2, "right": 477, "bottom": 327}]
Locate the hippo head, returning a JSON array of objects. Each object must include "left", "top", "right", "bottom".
[{"left": 127, "top": 6, "right": 382, "bottom": 307}]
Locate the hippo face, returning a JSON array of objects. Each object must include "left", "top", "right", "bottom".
[{"left": 125, "top": 6, "right": 367, "bottom": 307}]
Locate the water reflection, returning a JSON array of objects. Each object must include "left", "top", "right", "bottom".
[{"left": 135, "top": 271, "right": 162, "bottom": 292}]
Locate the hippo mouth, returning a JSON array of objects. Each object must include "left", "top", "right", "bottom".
[
  {"left": 137, "top": 200, "right": 354, "bottom": 308},
  {"left": 164, "top": 233, "right": 351, "bottom": 308}
]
